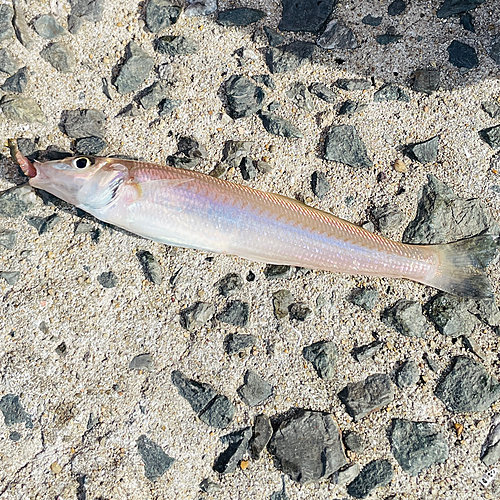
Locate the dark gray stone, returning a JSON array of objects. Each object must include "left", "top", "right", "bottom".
[
  {"left": 265, "top": 265, "right": 292, "bottom": 280},
  {"left": 255, "top": 160, "right": 273, "bottom": 174},
  {"left": 260, "top": 112, "right": 303, "bottom": 139},
  {"left": 311, "top": 171, "right": 330, "bottom": 198},
  {"left": 437, "top": 0, "right": 485, "bottom": 18},
  {"left": 460, "top": 12, "right": 475, "bottom": 31},
  {"left": 145, "top": 0, "right": 181, "bottom": 32},
  {"left": 225, "top": 75, "right": 264, "bottom": 119},
  {"left": 408, "top": 136, "right": 439, "bottom": 164},
  {"left": 279, "top": 0, "right": 334, "bottom": 33},
  {"left": 1, "top": 271, "right": 19, "bottom": 285},
  {"left": 390, "top": 419, "right": 449, "bottom": 476},
  {"left": 350, "top": 287, "right": 379, "bottom": 311},
  {"left": 69, "top": 0, "right": 104, "bottom": 22},
  {"left": 347, "top": 459, "right": 393, "bottom": 498},
  {"left": 0, "top": 394, "right": 32, "bottom": 428},
  {"left": 250, "top": 413, "right": 272, "bottom": 458},
  {"left": 335, "top": 78, "right": 371, "bottom": 91},
  {"left": 199, "top": 395, "right": 235, "bottom": 428},
  {"left": 137, "top": 434, "right": 174, "bottom": 481},
  {"left": 0, "top": 229, "right": 16, "bottom": 249},
  {"left": 9, "top": 431, "right": 21, "bottom": 441},
  {"left": 482, "top": 101, "right": 500, "bottom": 119},
  {"left": 289, "top": 302, "right": 311, "bottom": 321},
  {"left": 286, "top": 82, "right": 315, "bottom": 112},
  {"left": 344, "top": 431, "right": 367, "bottom": 454},
  {"left": 374, "top": 84, "right": 409, "bottom": 102},
  {"left": 0, "top": 185, "right": 36, "bottom": 217},
  {"left": 114, "top": 42, "right": 154, "bottom": 95},
  {"left": 403, "top": 175, "right": 499, "bottom": 244},
  {"left": 263, "top": 26, "right": 284, "bottom": 47},
  {"left": 388, "top": 0, "right": 406, "bottom": 15},
  {"left": 376, "top": 32, "right": 403, "bottom": 45},
  {"left": 217, "top": 300, "right": 250, "bottom": 327},
  {"left": 413, "top": 69, "right": 440, "bottom": 94},
  {"left": 382, "top": 299, "right": 428, "bottom": 338},
  {"left": 362, "top": 15, "right": 382, "bottom": 26},
  {"left": 426, "top": 293, "right": 478, "bottom": 337},
  {"left": 199, "top": 478, "right": 221, "bottom": 493},
  {"left": 1, "top": 95, "right": 44, "bottom": 122},
  {"left": 213, "top": 427, "right": 252, "bottom": 473},
  {"left": 33, "top": 14, "right": 66, "bottom": 39},
  {"left": 318, "top": 19, "right": 358, "bottom": 50},
  {"left": 447, "top": 40, "right": 478, "bottom": 69},
  {"left": 481, "top": 417, "right": 500, "bottom": 466},
  {"left": 309, "top": 82, "right": 336, "bottom": 103},
  {"left": 180, "top": 302, "right": 214, "bottom": 331},
  {"left": 217, "top": 8, "right": 265, "bottom": 26},
  {"left": 339, "top": 100, "right": 366, "bottom": 116},
  {"left": 324, "top": 125, "right": 372, "bottom": 169},
  {"left": 240, "top": 157, "right": 257, "bottom": 180},
  {"left": 61, "top": 109, "right": 105, "bottom": 138},
  {"left": 1, "top": 65, "right": 27, "bottom": 94},
  {"left": 268, "top": 410, "right": 347, "bottom": 484},
  {"left": 137, "top": 250, "right": 162, "bottom": 284},
  {"left": 97, "top": 271, "right": 117, "bottom": 288},
  {"left": 74, "top": 136, "right": 107, "bottom": 155},
  {"left": 26, "top": 214, "right": 61, "bottom": 235},
  {"left": 129, "top": 353, "right": 155, "bottom": 372},
  {"left": 339, "top": 373, "right": 394, "bottom": 421},
  {"left": 171, "top": 370, "right": 217, "bottom": 413},
  {"left": 238, "top": 370, "right": 273, "bottom": 406},
  {"left": 396, "top": 359, "right": 420, "bottom": 388},
  {"left": 12, "top": 0, "right": 32, "bottom": 48},
  {"left": 222, "top": 140, "right": 253, "bottom": 168},
  {"left": 215, "top": 273, "right": 243, "bottom": 296},
  {"left": 266, "top": 41, "right": 315, "bottom": 74},
  {"left": 435, "top": 356, "right": 500, "bottom": 412},
  {"left": 138, "top": 82, "right": 169, "bottom": 110},
  {"left": 353, "top": 340, "right": 384, "bottom": 362},
  {"left": 40, "top": 42, "right": 76, "bottom": 73},
  {"left": 55, "top": 342, "right": 67, "bottom": 356},
  {"left": 0, "top": 48, "right": 19, "bottom": 76},
  {"left": 224, "top": 333, "right": 256, "bottom": 354},
  {"left": 303, "top": 340, "right": 338, "bottom": 380},
  {"left": 158, "top": 98, "right": 181, "bottom": 117},
  {"left": 16, "top": 137, "right": 36, "bottom": 156},
  {"left": 154, "top": 35, "right": 198, "bottom": 55},
  {"left": 372, "top": 204, "right": 404, "bottom": 233},
  {"left": 272, "top": 289, "right": 294, "bottom": 319},
  {"left": 480, "top": 125, "right": 500, "bottom": 149},
  {"left": 0, "top": 4, "right": 14, "bottom": 42}
]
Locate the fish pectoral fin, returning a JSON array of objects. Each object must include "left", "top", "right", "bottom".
[{"left": 129, "top": 177, "right": 194, "bottom": 200}]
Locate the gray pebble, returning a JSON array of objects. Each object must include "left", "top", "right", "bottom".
[
  {"left": 171, "top": 369, "right": 216, "bottom": 413},
  {"left": 12, "top": 0, "right": 32, "bottom": 48},
  {"left": 412, "top": 69, "right": 440, "bottom": 94},
  {"left": 225, "top": 75, "right": 264, "bottom": 119},
  {"left": 390, "top": 419, "right": 449, "bottom": 476},
  {"left": 40, "top": 42, "right": 76, "bottom": 73},
  {"left": 69, "top": 0, "right": 104, "bottom": 25},
  {"left": 185, "top": 0, "right": 217, "bottom": 17},
  {"left": 137, "top": 250, "right": 162, "bottom": 285},
  {"left": 339, "top": 100, "right": 367, "bottom": 115},
  {"left": 480, "top": 125, "right": 500, "bottom": 149},
  {"left": 61, "top": 109, "right": 105, "bottom": 139},
  {"left": 114, "top": 42, "right": 154, "bottom": 95},
  {"left": 180, "top": 301, "right": 214, "bottom": 331},
  {"left": 396, "top": 359, "right": 419, "bottom": 388},
  {"left": 158, "top": 98, "right": 181, "bottom": 117},
  {"left": 0, "top": 4, "right": 14, "bottom": 42},
  {"left": 374, "top": 83, "right": 409, "bottom": 102},
  {"left": 435, "top": 356, "right": 500, "bottom": 412},
  {"left": 437, "top": 0, "right": 483, "bottom": 18},
  {"left": 55, "top": 342, "right": 67, "bottom": 356},
  {"left": 362, "top": 14, "right": 382, "bottom": 26},
  {"left": 339, "top": 373, "right": 394, "bottom": 421},
  {"left": 9, "top": 431, "right": 21, "bottom": 441},
  {"left": 482, "top": 101, "right": 500, "bottom": 119},
  {"left": 263, "top": 26, "right": 284, "bottom": 47},
  {"left": 1, "top": 271, "right": 19, "bottom": 285},
  {"left": 255, "top": 160, "right": 273, "bottom": 174},
  {"left": 1, "top": 66, "right": 28, "bottom": 93},
  {"left": 407, "top": 136, "right": 439, "bottom": 164},
  {"left": 224, "top": 333, "right": 256, "bottom": 355},
  {"left": 0, "top": 95, "right": 45, "bottom": 123},
  {"left": 460, "top": 12, "right": 475, "bottom": 31},
  {"left": 240, "top": 157, "right": 257, "bottom": 180},
  {"left": 311, "top": 171, "right": 330, "bottom": 198},
  {"left": 266, "top": 41, "right": 315, "bottom": 74},
  {"left": 0, "top": 229, "right": 16, "bottom": 249},
  {"left": 265, "top": 264, "right": 292, "bottom": 280},
  {"left": 33, "top": 14, "right": 66, "bottom": 39},
  {"left": 388, "top": 0, "right": 406, "bottom": 15},
  {"left": 0, "top": 49, "right": 19, "bottom": 76},
  {"left": 372, "top": 203, "right": 404, "bottom": 233},
  {"left": 154, "top": 35, "right": 198, "bottom": 56},
  {"left": 347, "top": 459, "right": 393, "bottom": 498},
  {"left": 288, "top": 302, "right": 311, "bottom": 321},
  {"left": 353, "top": 340, "right": 384, "bottom": 362},
  {"left": 217, "top": 300, "right": 250, "bottom": 327},
  {"left": 238, "top": 369, "right": 273, "bottom": 406},
  {"left": 481, "top": 416, "right": 500, "bottom": 466},
  {"left": 350, "top": 287, "right": 379, "bottom": 311},
  {"left": 75, "top": 136, "right": 107, "bottom": 155},
  {"left": 97, "top": 271, "right": 118, "bottom": 288},
  {"left": 272, "top": 289, "right": 294, "bottom": 319},
  {"left": 286, "top": 82, "right": 315, "bottom": 112},
  {"left": 137, "top": 434, "right": 174, "bottom": 481},
  {"left": 317, "top": 19, "right": 358, "bottom": 50},
  {"left": 222, "top": 140, "right": 253, "bottom": 168},
  {"left": 334, "top": 463, "right": 360, "bottom": 485},
  {"left": 129, "top": 353, "right": 155, "bottom": 372},
  {"left": 324, "top": 124, "right": 372, "bottom": 169},
  {"left": 0, "top": 394, "right": 32, "bottom": 428},
  {"left": 213, "top": 427, "right": 252, "bottom": 473},
  {"left": 138, "top": 81, "right": 169, "bottom": 110},
  {"left": 0, "top": 185, "right": 36, "bottom": 217},
  {"left": 268, "top": 410, "right": 347, "bottom": 483},
  {"left": 335, "top": 78, "right": 371, "bottom": 91},
  {"left": 382, "top": 299, "right": 428, "bottom": 338},
  {"left": 426, "top": 293, "right": 478, "bottom": 337},
  {"left": 309, "top": 82, "right": 337, "bottom": 103},
  {"left": 303, "top": 340, "right": 338, "bottom": 380},
  {"left": 376, "top": 31, "right": 403, "bottom": 45},
  {"left": 344, "top": 431, "right": 367, "bottom": 454},
  {"left": 199, "top": 394, "right": 235, "bottom": 428},
  {"left": 215, "top": 272, "right": 243, "bottom": 296},
  {"left": 260, "top": 112, "right": 303, "bottom": 139},
  {"left": 26, "top": 213, "right": 61, "bottom": 235},
  {"left": 199, "top": 478, "right": 221, "bottom": 493},
  {"left": 279, "top": 0, "right": 334, "bottom": 33},
  {"left": 145, "top": 0, "right": 181, "bottom": 32},
  {"left": 447, "top": 40, "right": 478, "bottom": 70},
  {"left": 217, "top": 8, "right": 265, "bottom": 26},
  {"left": 250, "top": 413, "right": 273, "bottom": 459}
]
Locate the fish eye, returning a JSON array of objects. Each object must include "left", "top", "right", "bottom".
[{"left": 73, "top": 157, "right": 91, "bottom": 169}]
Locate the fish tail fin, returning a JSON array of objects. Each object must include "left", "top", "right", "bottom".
[{"left": 423, "top": 234, "right": 498, "bottom": 299}]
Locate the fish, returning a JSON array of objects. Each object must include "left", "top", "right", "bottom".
[{"left": 10, "top": 144, "right": 498, "bottom": 299}]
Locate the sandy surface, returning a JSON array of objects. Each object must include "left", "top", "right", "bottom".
[{"left": 1, "top": 0, "right": 500, "bottom": 499}]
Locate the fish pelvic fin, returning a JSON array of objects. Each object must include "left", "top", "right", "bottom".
[{"left": 424, "top": 234, "right": 498, "bottom": 299}]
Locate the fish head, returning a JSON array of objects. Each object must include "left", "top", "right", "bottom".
[{"left": 28, "top": 156, "right": 129, "bottom": 210}]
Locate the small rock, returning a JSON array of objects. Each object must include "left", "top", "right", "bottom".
[
  {"left": 240, "top": 157, "right": 257, "bottom": 180},
  {"left": 250, "top": 413, "right": 273, "bottom": 458},
  {"left": 252, "top": 74, "right": 275, "bottom": 90},
  {"left": 114, "top": 41, "right": 154, "bottom": 95},
  {"left": 437, "top": 0, "right": 485, "bottom": 18},
  {"left": 0, "top": 394, "right": 32, "bottom": 428},
  {"left": 61, "top": 109, "right": 105, "bottom": 139},
  {"left": 26, "top": 214, "right": 61, "bottom": 235},
  {"left": 376, "top": 31, "right": 403, "bottom": 45},
  {"left": 9, "top": 431, "right": 21, "bottom": 441},
  {"left": 447, "top": 40, "right": 478, "bottom": 70},
  {"left": 407, "top": 136, "right": 439, "bottom": 164},
  {"left": 145, "top": 0, "right": 181, "bottom": 32},
  {"left": 388, "top": 0, "right": 406, "bottom": 15},
  {"left": 490, "top": 40, "right": 500, "bottom": 66},
  {"left": 238, "top": 369, "right": 273, "bottom": 406},
  {"left": 222, "top": 140, "right": 253, "bottom": 168},
  {"left": 199, "top": 395, "right": 235, "bottom": 428},
  {"left": 0, "top": 4, "right": 14, "bottom": 42},
  {"left": 171, "top": 369, "right": 216, "bottom": 414},
  {"left": 353, "top": 340, "right": 384, "bottom": 362},
  {"left": 265, "top": 264, "right": 292, "bottom": 280},
  {"left": 435, "top": 356, "right": 500, "bottom": 412},
  {"left": 199, "top": 478, "right": 221, "bottom": 493},
  {"left": 137, "top": 250, "right": 162, "bottom": 285},
  {"left": 279, "top": 0, "right": 334, "bottom": 33},
  {"left": 50, "top": 462, "right": 62, "bottom": 474},
  {"left": 374, "top": 84, "right": 409, "bottom": 102},
  {"left": 185, "top": 0, "right": 217, "bottom": 17},
  {"left": 33, "top": 14, "right": 66, "bottom": 39},
  {"left": 215, "top": 272, "right": 243, "bottom": 296},
  {"left": 129, "top": 353, "right": 155, "bottom": 372},
  {"left": 74, "top": 136, "right": 107, "bottom": 155},
  {"left": 213, "top": 427, "right": 252, "bottom": 473},
  {"left": 423, "top": 352, "right": 440, "bottom": 373},
  {"left": 480, "top": 125, "right": 500, "bottom": 149},
  {"left": 263, "top": 26, "right": 284, "bottom": 47},
  {"left": 412, "top": 69, "right": 440, "bottom": 94},
  {"left": 158, "top": 98, "right": 180, "bottom": 117},
  {"left": 224, "top": 333, "right": 256, "bottom": 355},
  {"left": 480, "top": 415, "right": 500, "bottom": 466},
  {"left": 311, "top": 171, "right": 330, "bottom": 198},
  {"left": 97, "top": 271, "right": 117, "bottom": 288},
  {"left": 1, "top": 66, "right": 28, "bottom": 93},
  {"left": 12, "top": 0, "right": 32, "bottom": 49},
  {"left": 217, "top": 8, "right": 265, "bottom": 26},
  {"left": 396, "top": 359, "right": 419, "bottom": 388},
  {"left": 303, "top": 340, "right": 338, "bottom": 380},
  {"left": 268, "top": 410, "right": 347, "bottom": 483},
  {"left": 393, "top": 158, "right": 407, "bottom": 173},
  {"left": 334, "top": 463, "right": 360, "bottom": 485},
  {"left": 426, "top": 293, "right": 478, "bottom": 337},
  {"left": 55, "top": 342, "right": 66, "bottom": 356},
  {"left": 289, "top": 302, "right": 311, "bottom": 321},
  {"left": 335, "top": 78, "right": 371, "bottom": 91},
  {"left": 138, "top": 81, "right": 169, "bottom": 110},
  {"left": 317, "top": 19, "right": 358, "bottom": 50},
  {"left": 260, "top": 112, "right": 303, "bottom": 139},
  {"left": 362, "top": 14, "right": 382, "bottom": 26},
  {"left": 382, "top": 299, "right": 428, "bottom": 338},
  {"left": 0, "top": 95, "right": 45, "bottom": 123},
  {"left": 272, "top": 289, "right": 294, "bottom": 319},
  {"left": 0, "top": 48, "right": 19, "bottom": 76},
  {"left": 137, "top": 434, "right": 174, "bottom": 481},
  {"left": 286, "top": 82, "right": 315, "bottom": 112},
  {"left": 255, "top": 160, "right": 273, "bottom": 174},
  {"left": 350, "top": 287, "right": 379, "bottom": 311},
  {"left": 324, "top": 124, "right": 372, "bottom": 169},
  {"left": 344, "top": 431, "right": 367, "bottom": 454},
  {"left": 0, "top": 229, "right": 16, "bottom": 249},
  {"left": 339, "top": 100, "right": 366, "bottom": 115},
  {"left": 40, "top": 42, "right": 76, "bottom": 73},
  {"left": 372, "top": 204, "right": 404, "bottom": 233},
  {"left": 266, "top": 41, "right": 315, "bottom": 74},
  {"left": 180, "top": 301, "right": 214, "bottom": 331},
  {"left": 224, "top": 75, "right": 264, "bottom": 119},
  {"left": 68, "top": 0, "right": 104, "bottom": 33},
  {"left": 482, "top": 101, "right": 500, "bottom": 119},
  {"left": 154, "top": 35, "right": 198, "bottom": 56},
  {"left": 347, "top": 459, "right": 393, "bottom": 498},
  {"left": 339, "top": 373, "right": 394, "bottom": 421},
  {"left": 309, "top": 82, "right": 337, "bottom": 103},
  {"left": 1, "top": 271, "right": 19, "bottom": 285},
  {"left": 217, "top": 300, "right": 250, "bottom": 327},
  {"left": 0, "top": 185, "right": 37, "bottom": 217},
  {"left": 460, "top": 12, "right": 475, "bottom": 31}
]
